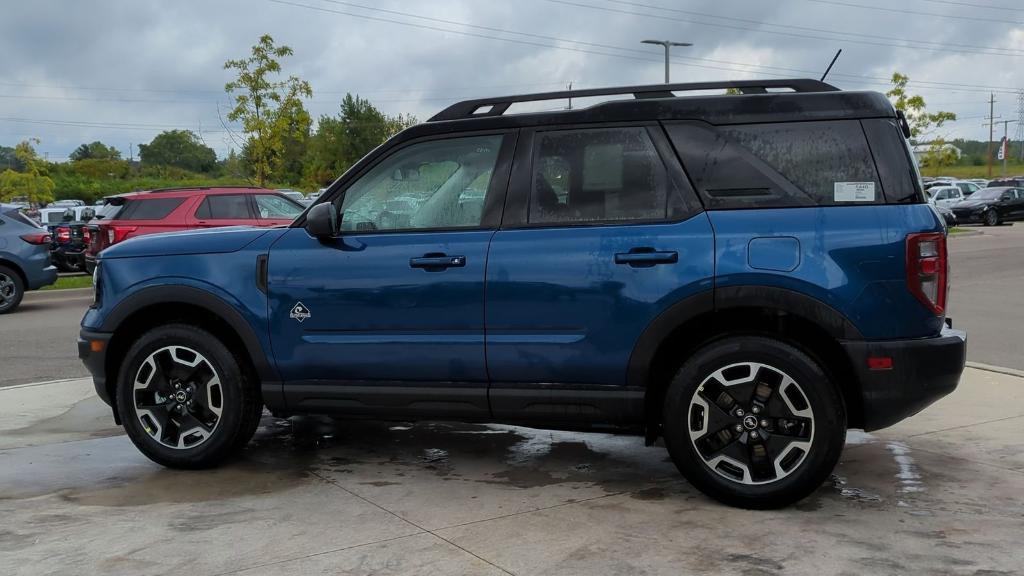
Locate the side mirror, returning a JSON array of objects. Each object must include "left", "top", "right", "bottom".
[{"left": 305, "top": 203, "right": 339, "bottom": 238}]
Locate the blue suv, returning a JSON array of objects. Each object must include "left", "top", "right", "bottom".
[
  {"left": 0, "top": 203, "right": 58, "bottom": 313},
  {"left": 79, "top": 80, "right": 966, "bottom": 508}
]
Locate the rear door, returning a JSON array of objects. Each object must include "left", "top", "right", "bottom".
[
  {"left": 484, "top": 124, "right": 713, "bottom": 425},
  {"left": 190, "top": 194, "right": 254, "bottom": 229}
]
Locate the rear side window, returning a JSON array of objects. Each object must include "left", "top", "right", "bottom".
[
  {"left": 667, "top": 120, "right": 885, "bottom": 209},
  {"left": 529, "top": 127, "right": 682, "bottom": 224},
  {"left": 114, "top": 197, "right": 185, "bottom": 220},
  {"left": 196, "top": 195, "right": 252, "bottom": 219}
]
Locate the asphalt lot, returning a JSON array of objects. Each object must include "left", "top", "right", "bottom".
[
  {"left": 3, "top": 222, "right": 1022, "bottom": 390},
  {"left": 1, "top": 369, "right": 1021, "bottom": 574}
]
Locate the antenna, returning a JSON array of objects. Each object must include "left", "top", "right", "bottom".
[{"left": 820, "top": 49, "right": 842, "bottom": 82}]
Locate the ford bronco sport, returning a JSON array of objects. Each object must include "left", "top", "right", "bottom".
[{"left": 79, "top": 79, "right": 966, "bottom": 508}]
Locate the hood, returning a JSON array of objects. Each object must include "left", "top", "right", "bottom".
[
  {"left": 953, "top": 198, "right": 993, "bottom": 209},
  {"left": 101, "top": 226, "right": 275, "bottom": 259}
]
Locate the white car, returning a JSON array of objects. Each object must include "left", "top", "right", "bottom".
[{"left": 928, "top": 186, "right": 969, "bottom": 209}]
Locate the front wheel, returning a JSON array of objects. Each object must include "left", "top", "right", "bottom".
[
  {"left": 984, "top": 209, "right": 999, "bottom": 226},
  {"left": 116, "top": 324, "right": 262, "bottom": 468},
  {"left": 663, "top": 336, "right": 846, "bottom": 509}
]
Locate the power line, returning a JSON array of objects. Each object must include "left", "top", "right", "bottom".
[
  {"left": 805, "top": 0, "right": 1024, "bottom": 26},
  {"left": 914, "top": 0, "right": 1024, "bottom": 12},
  {"left": 594, "top": 0, "right": 1024, "bottom": 57}
]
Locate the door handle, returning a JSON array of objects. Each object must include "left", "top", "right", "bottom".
[
  {"left": 614, "top": 248, "right": 678, "bottom": 267},
  {"left": 409, "top": 254, "right": 466, "bottom": 270}
]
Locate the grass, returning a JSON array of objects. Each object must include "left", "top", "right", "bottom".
[
  {"left": 920, "top": 163, "right": 1024, "bottom": 179},
  {"left": 40, "top": 274, "right": 93, "bottom": 290}
]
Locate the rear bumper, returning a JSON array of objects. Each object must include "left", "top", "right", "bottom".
[
  {"left": 78, "top": 329, "right": 114, "bottom": 413},
  {"left": 842, "top": 326, "right": 966, "bottom": 431}
]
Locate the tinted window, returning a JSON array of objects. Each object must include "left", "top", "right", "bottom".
[
  {"left": 669, "top": 120, "right": 883, "bottom": 209},
  {"left": 254, "top": 194, "right": 303, "bottom": 219},
  {"left": 339, "top": 135, "right": 502, "bottom": 232},
  {"left": 529, "top": 127, "right": 672, "bottom": 224},
  {"left": 199, "top": 195, "right": 252, "bottom": 219},
  {"left": 115, "top": 197, "right": 185, "bottom": 220}
]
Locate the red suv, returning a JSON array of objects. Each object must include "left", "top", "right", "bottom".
[{"left": 84, "top": 187, "right": 304, "bottom": 273}]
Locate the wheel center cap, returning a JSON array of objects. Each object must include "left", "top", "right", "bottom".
[
  {"left": 174, "top": 391, "right": 188, "bottom": 403},
  {"left": 742, "top": 415, "right": 758, "bottom": 430}
]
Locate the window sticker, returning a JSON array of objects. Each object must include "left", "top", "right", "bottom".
[{"left": 834, "top": 182, "right": 875, "bottom": 202}]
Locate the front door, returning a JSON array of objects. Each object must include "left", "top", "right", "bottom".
[
  {"left": 485, "top": 125, "right": 714, "bottom": 424},
  {"left": 268, "top": 131, "right": 514, "bottom": 418}
]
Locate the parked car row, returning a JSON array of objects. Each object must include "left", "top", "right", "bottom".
[{"left": 923, "top": 176, "right": 1024, "bottom": 226}]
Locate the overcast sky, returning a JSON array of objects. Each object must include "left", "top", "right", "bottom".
[{"left": 2, "top": 0, "right": 1022, "bottom": 161}]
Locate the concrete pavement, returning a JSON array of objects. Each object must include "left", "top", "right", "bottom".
[
  {"left": 1, "top": 367, "right": 1022, "bottom": 575},
  {"left": 0, "top": 288, "right": 92, "bottom": 387}
]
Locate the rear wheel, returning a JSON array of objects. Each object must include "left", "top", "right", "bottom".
[
  {"left": 116, "top": 324, "right": 262, "bottom": 468},
  {"left": 0, "top": 265, "right": 25, "bottom": 314},
  {"left": 663, "top": 336, "right": 845, "bottom": 509}
]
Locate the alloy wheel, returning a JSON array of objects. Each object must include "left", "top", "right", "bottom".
[
  {"left": 0, "top": 273, "right": 16, "bottom": 310},
  {"left": 688, "top": 362, "right": 814, "bottom": 485},
  {"left": 132, "top": 346, "right": 224, "bottom": 449}
]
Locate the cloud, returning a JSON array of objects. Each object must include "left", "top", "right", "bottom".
[{"left": 1, "top": 0, "right": 1021, "bottom": 160}]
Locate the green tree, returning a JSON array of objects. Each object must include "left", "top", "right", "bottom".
[
  {"left": 0, "top": 145, "right": 25, "bottom": 171},
  {"left": 887, "top": 73, "right": 957, "bottom": 171},
  {"left": 302, "top": 94, "right": 417, "bottom": 187},
  {"left": 224, "top": 34, "right": 312, "bottom": 185},
  {"left": 69, "top": 141, "right": 121, "bottom": 161},
  {"left": 138, "top": 130, "right": 218, "bottom": 173},
  {"left": 0, "top": 139, "right": 55, "bottom": 205}
]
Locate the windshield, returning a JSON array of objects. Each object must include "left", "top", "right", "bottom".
[{"left": 969, "top": 188, "right": 1006, "bottom": 201}]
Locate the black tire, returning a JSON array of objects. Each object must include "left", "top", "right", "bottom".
[
  {"left": 116, "top": 324, "right": 262, "bottom": 468},
  {"left": 984, "top": 209, "right": 999, "bottom": 227},
  {"left": 0, "top": 265, "right": 25, "bottom": 314},
  {"left": 663, "top": 336, "right": 846, "bottom": 509}
]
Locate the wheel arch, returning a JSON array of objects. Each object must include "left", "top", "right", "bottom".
[
  {"left": 101, "top": 286, "right": 279, "bottom": 422},
  {"left": 0, "top": 257, "right": 28, "bottom": 287},
  {"left": 630, "top": 286, "right": 864, "bottom": 442}
]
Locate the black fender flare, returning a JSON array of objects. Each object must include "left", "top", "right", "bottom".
[
  {"left": 626, "top": 286, "right": 861, "bottom": 389},
  {"left": 101, "top": 285, "right": 279, "bottom": 387}
]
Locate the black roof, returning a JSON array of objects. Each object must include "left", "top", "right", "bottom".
[{"left": 400, "top": 78, "right": 895, "bottom": 140}]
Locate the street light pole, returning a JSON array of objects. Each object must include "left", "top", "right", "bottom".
[{"left": 641, "top": 39, "right": 693, "bottom": 83}]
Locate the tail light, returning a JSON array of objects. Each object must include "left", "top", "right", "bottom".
[
  {"left": 906, "top": 232, "right": 947, "bottom": 315},
  {"left": 56, "top": 226, "right": 71, "bottom": 243},
  {"left": 20, "top": 233, "right": 52, "bottom": 245},
  {"left": 82, "top": 227, "right": 92, "bottom": 244},
  {"left": 108, "top": 225, "right": 137, "bottom": 245}
]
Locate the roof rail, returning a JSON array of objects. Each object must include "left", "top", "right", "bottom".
[
  {"left": 429, "top": 78, "right": 839, "bottom": 122},
  {"left": 145, "top": 185, "right": 263, "bottom": 193}
]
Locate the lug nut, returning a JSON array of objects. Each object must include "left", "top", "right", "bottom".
[
  {"left": 749, "top": 430, "right": 759, "bottom": 440},
  {"left": 760, "top": 419, "right": 769, "bottom": 428},
  {"left": 735, "top": 408, "right": 745, "bottom": 417},
  {"left": 734, "top": 424, "right": 743, "bottom": 433},
  {"left": 751, "top": 405, "right": 760, "bottom": 414}
]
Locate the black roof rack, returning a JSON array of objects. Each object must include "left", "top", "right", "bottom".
[
  {"left": 429, "top": 78, "right": 839, "bottom": 122},
  {"left": 144, "top": 185, "right": 263, "bottom": 193}
]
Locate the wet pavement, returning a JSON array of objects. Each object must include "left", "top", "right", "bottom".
[{"left": 1, "top": 368, "right": 1022, "bottom": 575}]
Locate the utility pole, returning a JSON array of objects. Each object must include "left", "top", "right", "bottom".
[
  {"left": 566, "top": 81, "right": 573, "bottom": 110},
  {"left": 641, "top": 39, "right": 693, "bottom": 83},
  {"left": 129, "top": 143, "right": 134, "bottom": 163},
  {"left": 1017, "top": 90, "right": 1024, "bottom": 162},
  {"left": 997, "top": 120, "right": 1017, "bottom": 176},
  {"left": 986, "top": 93, "right": 996, "bottom": 178}
]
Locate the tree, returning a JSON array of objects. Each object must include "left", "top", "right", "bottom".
[
  {"left": 887, "top": 73, "right": 957, "bottom": 170},
  {"left": 138, "top": 130, "right": 217, "bottom": 173},
  {"left": 0, "top": 139, "right": 55, "bottom": 205},
  {"left": 70, "top": 141, "right": 121, "bottom": 161},
  {"left": 302, "top": 94, "right": 417, "bottom": 187},
  {"left": 0, "top": 146, "right": 24, "bottom": 171},
  {"left": 224, "top": 34, "right": 312, "bottom": 185}
]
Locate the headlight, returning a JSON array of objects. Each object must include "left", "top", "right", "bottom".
[{"left": 91, "top": 261, "right": 101, "bottom": 308}]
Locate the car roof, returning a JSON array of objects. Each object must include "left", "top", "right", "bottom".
[
  {"left": 118, "top": 186, "right": 274, "bottom": 199},
  {"left": 395, "top": 78, "right": 895, "bottom": 141}
]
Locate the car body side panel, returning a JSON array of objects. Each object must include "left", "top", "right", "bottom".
[{"left": 709, "top": 204, "right": 944, "bottom": 340}]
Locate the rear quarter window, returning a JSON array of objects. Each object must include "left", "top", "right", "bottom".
[
  {"left": 115, "top": 197, "right": 186, "bottom": 220},
  {"left": 667, "top": 120, "right": 887, "bottom": 209}
]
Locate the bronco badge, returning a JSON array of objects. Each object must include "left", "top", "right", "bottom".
[{"left": 289, "top": 302, "right": 311, "bottom": 323}]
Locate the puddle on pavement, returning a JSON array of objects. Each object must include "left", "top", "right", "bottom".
[{"left": 1, "top": 396, "right": 123, "bottom": 448}]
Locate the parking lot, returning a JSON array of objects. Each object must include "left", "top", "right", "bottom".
[{"left": 2, "top": 225, "right": 1023, "bottom": 575}]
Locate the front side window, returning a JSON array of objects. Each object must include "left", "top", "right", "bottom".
[
  {"left": 255, "top": 194, "right": 303, "bottom": 219},
  {"left": 529, "top": 127, "right": 671, "bottom": 225},
  {"left": 339, "top": 135, "right": 503, "bottom": 232}
]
